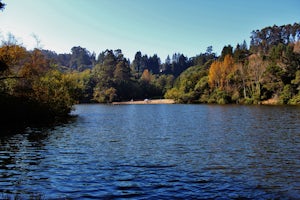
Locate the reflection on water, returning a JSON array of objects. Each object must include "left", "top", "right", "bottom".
[{"left": 0, "top": 104, "right": 300, "bottom": 199}]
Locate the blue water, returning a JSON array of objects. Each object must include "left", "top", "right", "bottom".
[{"left": 1, "top": 104, "right": 300, "bottom": 199}]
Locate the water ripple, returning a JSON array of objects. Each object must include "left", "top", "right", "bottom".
[{"left": 0, "top": 104, "right": 299, "bottom": 199}]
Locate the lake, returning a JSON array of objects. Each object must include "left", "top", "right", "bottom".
[{"left": 0, "top": 104, "right": 300, "bottom": 199}]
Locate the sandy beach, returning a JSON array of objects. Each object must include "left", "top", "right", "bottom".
[{"left": 112, "top": 99, "right": 175, "bottom": 105}]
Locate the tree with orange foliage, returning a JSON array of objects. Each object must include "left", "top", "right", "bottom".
[
  {"left": 20, "top": 49, "right": 49, "bottom": 78},
  {"left": 208, "top": 60, "right": 222, "bottom": 89},
  {"left": 208, "top": 55, "right": 236, "bottom": 91},
  {"left": 221, "top": 54, "right": 236, "bottom": 91},
  {"left": 0, "top": 43, "right": 28, "bottom": 95},
  {"left": 0, "top": 44, "right": 27, "bottom": 76},
  {"left": 141, "top": 69, "right": 152, "bottom": 83}
]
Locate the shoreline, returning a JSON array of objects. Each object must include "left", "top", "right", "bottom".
[{"left": 112, "top": 99, "right": 175, "bottom": 105}]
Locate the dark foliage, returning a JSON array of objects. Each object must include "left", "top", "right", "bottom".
[{"left": 0, "top": 0, "right": 5, "bottom": 11}]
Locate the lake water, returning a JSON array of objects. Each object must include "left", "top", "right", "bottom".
[{"left": 0, "top": 104, "right": 300, "bottom": 199}]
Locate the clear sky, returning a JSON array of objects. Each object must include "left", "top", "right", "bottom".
[{"left": 0, "top": 0, "right": 299, "bottom": 61}]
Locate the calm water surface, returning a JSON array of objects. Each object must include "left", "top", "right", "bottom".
[{"left": 0, "top": 104, "right": 300, "bottom": 199}]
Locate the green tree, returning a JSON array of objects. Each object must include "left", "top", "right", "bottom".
[
  {"left": 69, "top": 46, "right": 94, "bottom": 71},
  {"left": 114, "top": 59, "right": 131, "bottom": 81},
  {"left": 233, "top": 41, "right": 249, "bottom": 63},
  {"left": 289, "top": 70, "right": 300, "bottom": 104},
  {"left": 131, "top": 51, "right": 143, "bottom": 78},
  {"left": 32, "top": 69, "right": 75, "bottom": 116},
  {"left": 153, "top": 74, "right": 174, "bottom": 94},
  {"left": 63, "top": 69, "right": 92, "bottom": 102},
  {"left": 262, "top": 64, "right": 284, "bottom": 99},
  {"left": 93, "top": 87, "right": 116, "bottom": 103},
  {"left": 220, "top": 45, "right": 233, "bottom": 60},
  {"left": 165, "top": 65, "right": 208, "bottom": 103},
  {"left": 164, "top": 88, "right": 181, "bottom": 102}
]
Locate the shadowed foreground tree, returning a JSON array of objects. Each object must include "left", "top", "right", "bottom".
[{"left": 0, "top": 41, "right": 79, "bottom": 128}]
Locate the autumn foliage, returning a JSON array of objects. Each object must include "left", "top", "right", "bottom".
[
  {"left": 0, "top": 22, "right": 299, "bottom": 128},
  {"left": 0, "top": 43, "right": 78, "bottom": 126},
  {"left": 208, "top": 55, "right": 236, "bottom": 90},
  {"left": 166, "top": 23, "right": 300, "bottom": 104}
]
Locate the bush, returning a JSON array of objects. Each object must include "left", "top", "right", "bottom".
[
  {"left": 289, "top": 93, "right": 300, "bottom": 105},
  {"left": 279, "top": 84, "right": 292, "bottom": 104},
  {"left": 207, "top": 89, "right": 232, "bottom": 104},
  {"left": 164, "top": 88, "right": 181, "bottom": 102}
]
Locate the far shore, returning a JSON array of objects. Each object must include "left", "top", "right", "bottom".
[{"left": 112, "top": 99, "right": 175, "bottom": 105}]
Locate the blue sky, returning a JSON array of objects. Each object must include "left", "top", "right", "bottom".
[{"left": 0, "top": 0, "right": 299, "bottom": 61}]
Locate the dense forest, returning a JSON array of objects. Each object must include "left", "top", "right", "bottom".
[
  {"left": 1, "top": 20, "right": 300, "bottom": 125},
  {"left": 166, "top": 23, "right": 300, "bottom": 104}
]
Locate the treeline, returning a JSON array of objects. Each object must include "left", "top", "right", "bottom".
[
  {"left": 0, "top": 35, "right": 197, "bottom": 125},
  {"left": 39, "top": 23, "right": 299, "bottom": 106},
  {"left": 40, "top": 48, "right": 193, "bottom": 102},
  {"left": 166, "top": 23, "right": 300, "bottom": 104},
  {"left": 39, "top": 46, "right": 217, "bottom": 103},
  {"left": 1, "top": 23, "right": 300, "bottom": 125}
]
